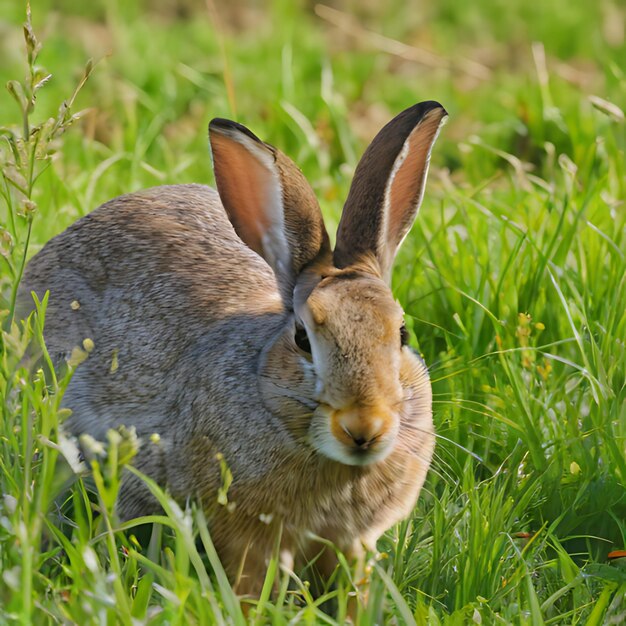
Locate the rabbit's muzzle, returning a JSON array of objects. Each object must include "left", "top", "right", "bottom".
[{"left": 309, "top": 402, "right": 400, "bottom": 466}]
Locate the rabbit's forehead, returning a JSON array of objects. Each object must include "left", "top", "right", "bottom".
[{"left": 305, "top": 276, "right": 403, "bottom": 336}]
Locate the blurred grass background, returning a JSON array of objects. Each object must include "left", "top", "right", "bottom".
[{"left": 1, "top": 0, "right": 625, "bottom": 623}]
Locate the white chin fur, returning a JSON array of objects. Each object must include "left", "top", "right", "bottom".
[{"left": 308, "top": 423, "right": 395, "bottom": 467}]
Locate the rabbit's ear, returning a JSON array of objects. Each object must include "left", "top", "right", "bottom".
[
  {"left": 334, "top": 102, "right": 447, "bottom": 283},
  {"left": 209, "top": 119, "right": 330, "bottom": 304}
]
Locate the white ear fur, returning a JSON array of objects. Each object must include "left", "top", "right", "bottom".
[
  {"left": 333, "top": 102, "right": 448, "bottom": 283},
  {"left": 209, "top": 122, "right": 291, "bottom": 285},
  {"left": 209, "top": 119, "right": 331, "bottom": 306},
  {"left": 378, "top": 110, "right": 447, "bottom": 280},
  {"left": 233, "top": 133, "right": 291, "bottom": 281}
]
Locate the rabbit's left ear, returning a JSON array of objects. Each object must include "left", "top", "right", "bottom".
[
  {"left": 209, "top": 119, "right": 330, "bottom": 306},
  {"left": 334, "top": 101, "right": 447, "bottom": 283}
]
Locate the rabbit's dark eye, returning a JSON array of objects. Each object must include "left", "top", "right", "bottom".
[
  {"left": 400, "top": 323, "right": 410, "bottom": 347},
  {"left": 294, "top": 324, "right": 312, "bottom": 354}
]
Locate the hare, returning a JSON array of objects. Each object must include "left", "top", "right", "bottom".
[{"left": 19, "top": 101, "right": 447, "bottom": 596}]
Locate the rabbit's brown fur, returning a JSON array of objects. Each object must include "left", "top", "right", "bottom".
[{"left": 19, "top": 101, "right": 447, "bottom": 595}]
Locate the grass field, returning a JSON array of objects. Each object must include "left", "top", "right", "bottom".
[{"left": 1, "top": 0, "right": 625, "bottom": 623}]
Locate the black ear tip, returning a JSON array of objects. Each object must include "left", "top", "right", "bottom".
[
  {"left": 208, "top": 118, "right": 264, "bottom": 145},
  {"left": 380, "top": 101, "right": 447, "bottom": 138},
  {"left": 413, "top": 100, "right": 448, "bottom": 120}
]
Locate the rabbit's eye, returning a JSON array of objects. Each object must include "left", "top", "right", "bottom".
[
  {"left": 400, "top": 323, "right": 410, "bottom": 347},
  {"left": 294, "top": 324, "right": 312, "bottom": 354}
]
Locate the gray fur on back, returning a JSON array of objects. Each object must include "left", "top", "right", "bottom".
[{"left": 19, "top": 184, "right": 290, "bottom": 510}]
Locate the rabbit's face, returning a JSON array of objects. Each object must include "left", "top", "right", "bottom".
[{"left": 296, "top": 270, "right": 410, "bottom": 466}]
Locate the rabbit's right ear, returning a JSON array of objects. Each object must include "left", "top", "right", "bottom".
[
  {"left": 334, "top": 101, "right": 447, "bottom": 283},
  {"left": 209, "top": 119, "right": 330, "bottom": 306}
]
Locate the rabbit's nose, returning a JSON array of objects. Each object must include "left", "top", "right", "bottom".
[
  {"left": 342, "top": 427, "right": 378, "bottom": 450},
  {"left": 331, "top": 407, "right": 388, "bottom": 450},
  {"left": 343, "top": 426, "right": 380, "bottom": 450},
  {"left": 351, "top": 434, "right": 367, "bottom": 447}
]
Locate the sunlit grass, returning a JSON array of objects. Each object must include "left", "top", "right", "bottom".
[{"left": 1, "top": 0, "right": 625, "bottom": 623}]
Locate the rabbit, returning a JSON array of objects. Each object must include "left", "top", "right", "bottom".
[{"left": 18, "top": 100, "right": 447, "bottom": 596}]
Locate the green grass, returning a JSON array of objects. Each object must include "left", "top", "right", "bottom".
[{"left": 1, "top": 0, "right": 625, "bottom": 623}]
